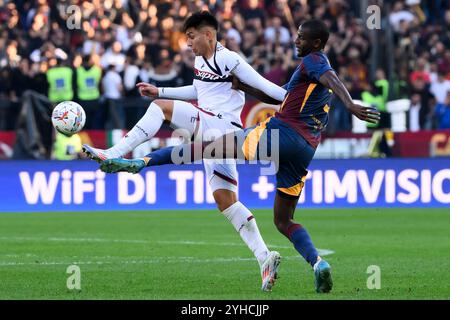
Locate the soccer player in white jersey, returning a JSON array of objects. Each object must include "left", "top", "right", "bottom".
[{"left": 82, "top": 11, "right": 287, "bottom": 291}]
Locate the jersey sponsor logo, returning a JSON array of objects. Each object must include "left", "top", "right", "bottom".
[{"left": 194, "top": 68, "right": 232, "bottom": 82}]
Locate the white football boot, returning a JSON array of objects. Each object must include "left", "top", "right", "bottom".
[
  {"left": 82, "top": 144, "right": 120, "bottom": 163},
  {"left": 260, "top": 251, "right": 281, "bottom": 292}
]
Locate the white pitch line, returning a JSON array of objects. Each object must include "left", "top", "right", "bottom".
[
  {"left": 156, "top": 240, "right": 295, "bottom": 249},
  {"left": 0, "top": 236, "right": 335, "bottom": 257},
  {"left": 0, "top": 255, "right": 328, "bottom": 267}
]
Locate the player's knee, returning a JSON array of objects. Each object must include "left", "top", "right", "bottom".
[
  {"left": 151, "top": 99, "right": 173, "bottom": 120},
  {"left": 213, "top": 190, "right": 237, "bottom": 212},
  {"left": 273, "top": 217, "right": 289, "bottom": 236},
  {"left": 217, "top": 198, "right": 236, "bottom": 212},
  {"left": 217, "top": 201, "right": 234, "bottom": 212}
]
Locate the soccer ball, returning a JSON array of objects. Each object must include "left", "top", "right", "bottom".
[{"left": 51, "top": 101, "right": 86, "bottom": 136}]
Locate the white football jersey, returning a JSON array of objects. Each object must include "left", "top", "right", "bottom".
[{"left": 193, "top": 42, "right": 245, "bottom": 123}]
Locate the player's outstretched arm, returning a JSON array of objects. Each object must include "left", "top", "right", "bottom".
[
  {"left": 136, "top": 82, "right": 197, "bottom": 100},
  {"left": 319, "top": 71, "right": 381, "bottom": 124},
  {"left": 136, "top": 82, "right": 159, "bottom": 97}
]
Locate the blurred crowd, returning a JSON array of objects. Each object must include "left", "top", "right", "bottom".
[
  {"left": 0, "top": 0, "right": 449, "bottom": 133},
  {"left": 388, "top": 0, "right": 450, "bottom": 131}
]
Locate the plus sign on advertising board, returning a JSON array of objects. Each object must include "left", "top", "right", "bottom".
[{"left": 251, "top": 176, "right": 275, "bottom": 200}]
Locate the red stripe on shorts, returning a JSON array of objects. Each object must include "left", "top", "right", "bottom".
[
  {"left": 192, "top": 105, "right": 216, "bottom": 117},
  {"left": 213, "top": 170, "right": 238, "bottom": 186}
]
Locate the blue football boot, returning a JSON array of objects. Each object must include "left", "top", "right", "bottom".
[
  {"left": 100, "top": 158, "right": 146, "bottom": 174},
  {"left": 313, "top": 258, "right": 333, "bottom": 293}
]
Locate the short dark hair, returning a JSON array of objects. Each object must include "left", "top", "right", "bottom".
[
  {"left": 301, "top": 19, "right": 330, "bottom": 48},
  {"left": 182, "top": 11, "right": 219, "bottom": 33}
]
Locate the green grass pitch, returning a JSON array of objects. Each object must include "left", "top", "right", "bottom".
[{"left": 0, "top": 208, "right": 449, "bottom": 299}]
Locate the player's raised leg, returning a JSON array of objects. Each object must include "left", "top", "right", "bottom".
[
  {"left": 99, "top": 126, "right": 242, "bottom": 172},
  {"left": 83, "top": 99, "right": 196, "bottom": 162}
]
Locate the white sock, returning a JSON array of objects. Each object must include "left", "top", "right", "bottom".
[
  {"left": 222, "top": 201, "right": 269, "bottom": 267},
  {"left": 107, "top": 101, "right": 165, "bottom": 157}
]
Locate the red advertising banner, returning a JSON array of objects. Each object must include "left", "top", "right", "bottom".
[
  {"left": 0, "top": 131, "right": 15, "bottom": 159},
  {"left": 393, "top": 130, "right": 450, "bottom": 157}
]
